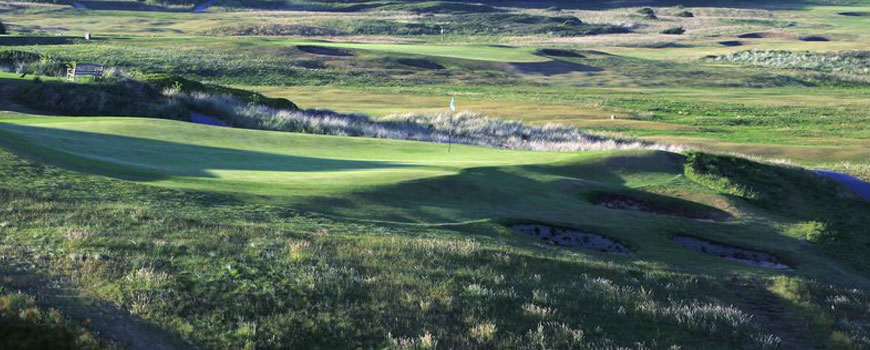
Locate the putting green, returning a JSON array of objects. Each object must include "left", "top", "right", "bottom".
[{"left": 0, "top": 114, "right": 572, "bottom": 194}]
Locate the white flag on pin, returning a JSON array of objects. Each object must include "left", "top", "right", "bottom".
[{"left": 449, "top": 97, "right": 455, "bottom": 112}]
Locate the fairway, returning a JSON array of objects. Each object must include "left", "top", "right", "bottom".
[{"left": 275, "top": 40, "right": 550, "bottom": 62}]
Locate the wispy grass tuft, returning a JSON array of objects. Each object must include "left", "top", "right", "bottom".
[{"left": 169, "top": 90, "right": 686, "bottom": 153}]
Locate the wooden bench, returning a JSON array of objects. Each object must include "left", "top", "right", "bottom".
[{"left": 67, "top": 63, "right": 104, "bottom": 82}]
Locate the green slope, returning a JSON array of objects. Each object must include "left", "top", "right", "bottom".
[
  {"left": 2, "top": 112, "right": 869, "bottom": 284},
  {"left": 2, "top": 115, "right": 870, "bottom": 349}
]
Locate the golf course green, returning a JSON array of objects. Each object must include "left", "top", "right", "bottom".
[{"left": 3, "top": 0, "right": 870, "bottom": 348}]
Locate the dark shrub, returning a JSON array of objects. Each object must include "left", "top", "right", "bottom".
[
  {"left": 203, "top": 24, "right": 346, "bottom": 36},
  {"left": 0, "top": 19, "right": 6, "bottom": 35},
  {"left": 0, "top": 50, "right": 41, "bottom": 66},
  {"left": 661, "top": 26, "right": 686, "bottom": 35},
  {"left": 0, "top": 50, "right": 67, "bottom": 76},
  {"left": 12, "top": 79, "right": 187, "bottom": 118},
  {"left": 143, "top": 74, "right": 298, "bottom": 110},
  {"left": 348, "top": 20, "right": 440, "bottom": 35},
  {"left": 638, "top": 7, "right": 656, "bottom": 19},
  {"left": 675, "top": 10, "right": 694, "bottom": 18}
]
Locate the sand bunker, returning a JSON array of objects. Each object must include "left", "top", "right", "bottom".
[
  {"left": 511, "top": 224, "right": 631, "bottom": 254},
  {"left": 737, "top": 32, "right": 764, "bottom": 39},
  {"left": 295, "top": 45, "right": 353, "bottom": 57},
  {"left": 718, "top": 40, "right": 743, "bottom": 47},
  {"left": 591, "top": 192, "right": 729, "bottom": 221},
  {"left": 510, "top": 60, "right": 602, "bottom": 76},
  {"left": 536, "top": 48, "right": 585, "bottom": 58},
  {"left": 672, "top": 235, "right": 790, "bottom": 269},
  {"left": 799, "top": 35, "right": 830, "bottom": 42},
  {"left": 397, "top": 58, "right": 445, "bottom": 70},
  {"left": 839, "top": 11, "right": 870, "bottom": 16},
  {"left": 578, "top": 50, "right": 616, "bottom": 57}
]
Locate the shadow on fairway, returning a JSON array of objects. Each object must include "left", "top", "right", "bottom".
[
  {"left": 293, "top": 150, "right": 687, "bottom": 224},
  {"left": 511, "top": 60, "right": 602, "bottom": 76},
  {"left": 0, "top": 123, "right": 421, "bottom": 181},
  {"left": 0, "top": 36, "right": 84, "bottom": 46}
]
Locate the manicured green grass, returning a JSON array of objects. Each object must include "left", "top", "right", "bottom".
[
  {"left": 272, "top": 39, "right": 549, "bottom": 62},
  {"left": 0, "top": 114, "right": 569, "bottom": 192}
]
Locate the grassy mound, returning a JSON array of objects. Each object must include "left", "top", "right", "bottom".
[
  {"left": 12, "top": 79, "right": 188, "bottom": 118},
  {"left": 8, "top": 75, "right": 298, "bottom": 121},
  {"left": 685, "top": 152, "right": 870, "bottom": 273},
  {"left": 638, "top": 7, "right": 656, "bottom": 19},
  {"left": 684, "top": 152, "right": 851, "bottom": 212},
  {"left": 379, "top": 1, "right": 499, "bottom": 14}
]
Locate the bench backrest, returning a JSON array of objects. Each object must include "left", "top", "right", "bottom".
[
  {"left": 74, "top": 64, "right": 104, "bottom": 75},
  {"left": 67, "top": 63, "right": 104, "bottom": 81}
]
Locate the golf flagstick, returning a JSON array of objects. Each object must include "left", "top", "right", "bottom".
[{"left": 448, "top": 97, "right": 455, "bottom": 153}]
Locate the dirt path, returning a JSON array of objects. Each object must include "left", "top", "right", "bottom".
[{"left": 2, "top": 268, "right": 193, "bottom": 350}]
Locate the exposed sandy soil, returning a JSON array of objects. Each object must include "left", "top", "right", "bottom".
[
  {"left": 671, "top": 235, "right": 790, "bottom": 269},
  {"left": 397, "top": 58, "right": 445, "bottom": 70},
  {"left": 591, "top": 192, "right": 731, "bottom": 221},
  {"left": 296, "top": 45, "right": 354, "bottom": 56},
  {"left": 512, "top": 224, "right": 631, "bottom": 254}
]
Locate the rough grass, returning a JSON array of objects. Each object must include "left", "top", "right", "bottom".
[
  {"left": 170, "top": 89, "right": 683, "bottom": 152},
  {"left": 0, "top": 290, "right": 122, "bottom": 350},
  {"left": 2, "top": 143, "right": 869, "bottom": 349}
]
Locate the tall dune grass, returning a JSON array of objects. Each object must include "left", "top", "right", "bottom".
[
  {"left": 710, "top": 50, "right": 870, "bottom": 78},
  {"left": 168, "top": 89, "right": 686, "bottom": 153}
]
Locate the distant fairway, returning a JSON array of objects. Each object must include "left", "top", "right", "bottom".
[{"left": 276, "top": 40, "right": 549, "bottom": 62}]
